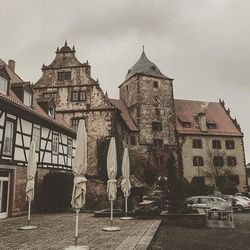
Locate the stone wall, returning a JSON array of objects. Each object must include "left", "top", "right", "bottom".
[
  {"left": 181, "top": 135, "right": 247, "bottom": 191},
  {"left": 120, "top": 75, "right": 176, "bottom": 146}
]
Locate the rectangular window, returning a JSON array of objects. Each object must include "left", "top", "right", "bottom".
[
  {"left": 0, "top": 77, "right": 7, "bottom": 94},
  {"left": 79, "top": 91, "right": 86, "bottom": 101},
  {"left": 228, "top": 175, "right": 239, "bottom": 185},
  {"left": 23, "top": 91, "right": 32, "bottom": 106},
  {"left": 67, "top": 138, "right": 73, "bottom": 157},
  {"left": 3, "top": 120, "right": 15, "bottom": 156},
  {"left": 153, "top": 139, "right": 163, "bottom": 148},
  {"left": 52, "top": 133, "right": 59, "bottom": 154},
  {"left": 207, "top": 123, "right": 217, "bottom": 129},
  {"left": 155, "top": 108, "right": 160, "bottom": 116},
  {"left": 130, "top": 136, "right": 136, "bottom": 146},
  {"left": 215, "top": 176, "right": 226, "bottom": 186},
  {"left": 225, "top": 140, "right": 235, "bottom": 150},
  {"left": 192, "top": 139, "right": 202, "bottom": 149},
  {"left": 191, "top": 176, "right": 205, "bottom": 185},
  {"left": 212, "top": 140, "right": 221, "bottom": 149},
  {"left": 32, "top": 125, "right": 41, "bottom": 151},
  {"left": 72, "top": 119, "right": 79, "bottom": 130},
  {"left": 153, "top": 81, "right": 158, "bottom": 88},
  {"left": 65, "top": 72, "right": 71, "bottom": 80},
  {"left": 182, "top": 122, "right": 191, "bottom": 128},
  {"left": 48, "top": 107, "right": 55, "bottom": 118},
  {"left": 193, "top": 156, "right": 204, "bottom": 166},
  {"left": 213, "top": 156, "right": 224, "bottom": 166},
  {"left": 58, "top": 71, "right": 71, "bottom": 81},
  {"left": 227, "top": 156, "right": 237, "bottom": 166},
  {"left": 72, "top": 91, "right": 78, "bottom": 101},
  {"left": 57, "top": 72, "right": 65, "bottom": 81},
  {"left": 44, "top": 93, "right": 50, "bottom": 98},
  {"left": 152, "top": 122, "right": 162, "bottom": 131}
]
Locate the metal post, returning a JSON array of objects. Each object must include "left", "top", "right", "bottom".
[
  {"left": 75, "top": 209, "right": 79, "bottom": 247},
  {"left": 125, "top": 197, "right": 128, "bottom": 217},
  {"left": 111, "top": 200, "right": 113, "bottom": 228},
  {"left": 28, "top": 201, "right": 31, "bottom": 225}
]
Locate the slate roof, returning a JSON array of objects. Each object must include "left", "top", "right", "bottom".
[
  {"left": 125, "top": 51, "right": 171, "bottom": 81},
  {"left": 175, "top": 99, "right": 242, "bottom": 136},
  {"left": 109, "top": 99, "right": 138, "bottom": 132},
  {"left": 0, "top": 58, "right": 23, "bottom": 83}
]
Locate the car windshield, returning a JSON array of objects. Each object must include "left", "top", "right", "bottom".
[{"left": 240, "top": 196, "right": 250, "bottom": 201}]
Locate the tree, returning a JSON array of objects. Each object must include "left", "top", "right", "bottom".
[{"left": 202, "top": 147, "right": 238, "bottom": 193}]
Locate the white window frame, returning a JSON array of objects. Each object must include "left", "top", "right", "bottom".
[
  {"left": 0, "top": 76, "right": 7, "bottom": 94},
  {"left": 3, "top": 120, "right": 14, "bottom": 156},
  {"left": 23, "top": 91, "right": 32, "bottom": 106},
  {"left": 52, "top": 133, "right": 59, "bottom": 155},
  {"left": 32, "top": 125, "right": 41, "bottom": 151}
]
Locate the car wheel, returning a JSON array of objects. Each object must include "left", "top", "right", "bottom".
[
  {"left": 211, "top": 210, "right": 220, "bottom": 219},
  {"left": 237, "top": 205, "right": 244, "bottom": 212}
]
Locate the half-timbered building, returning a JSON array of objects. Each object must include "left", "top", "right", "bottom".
[{"left": 0, "top": 59, "right": 76, "bottom": 218}]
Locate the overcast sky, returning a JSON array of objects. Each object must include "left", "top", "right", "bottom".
[{"left": 1, "top": 0, "right": 250, "bottom": 162}]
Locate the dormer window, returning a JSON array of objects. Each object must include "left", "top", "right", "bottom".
[
  {"left": 23, "top": 91, "right": 32, "bottom": 106},
  {"left": 48, "top": 107, "right": 55, "bottom": 118},
  {"left": 58, "top": 71, "right": 71, "bottom": 81},
  {"left": 0, "top": 76, "right": 7, "bottom": 94},
  {"left": 207, "top": 122, "right": 217, "bottom": 129}
]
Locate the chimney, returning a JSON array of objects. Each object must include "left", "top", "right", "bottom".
[
  {"left": 197, "top": 111, "right": 207, "bottom": 132},
  {"left": 8, "top": 60, "right": 15, "bottom": 72}
]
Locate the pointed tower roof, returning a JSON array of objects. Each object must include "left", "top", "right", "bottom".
[{"left": 125, "top": 50, "right": 171, "bottom": 81}]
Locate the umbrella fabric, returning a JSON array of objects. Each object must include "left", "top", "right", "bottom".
[
  {"left": 107, "top": 137, "right": 117, "bottom": 201},
  {"left": 25, "top": 141, "right": 37, "bottom": 202},
  {"left": 71, "top": 120, "right": 88, "bottom": 209},
  {"left": 121, "top": 148, "right": 131, "bottom": 198}
]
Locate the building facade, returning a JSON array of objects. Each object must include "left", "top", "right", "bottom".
[
  {"left": 0, "top": 59, "right": 76, "bottom": 218},
  {"left": 175, "top": 99, "right": 248, "bottom": 191},
  {"left": 32, "top": 41, "right": 250, "bottom": 197}
]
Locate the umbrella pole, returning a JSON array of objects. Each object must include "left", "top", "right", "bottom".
[
  {"left": 75, "top": 209, "right": 79, "bottom": 247},
  {"left": 111, "top": 200, "right": 113, "bottom": 228},
  {"left": 28, "top": 201, "right": 31, "bottom": 225},
  {"left": 125, "top": 197, "right": 128, "bottom": 217}
]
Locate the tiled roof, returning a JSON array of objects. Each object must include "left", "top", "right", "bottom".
[
  {"left": 0, "top": 58, "right": 75, "bottom": 134},
  {"left": 175, "top": 99, "right": 242, "bottom": 136},
  {"left": 0, "top": 58, "right": 23, "bottom": 83},
  {"left": 0, "top": 90, "right": 74, "bottom": 132},
  {"left": 125, "top": 51, "right": 171, "bottom": 81},
  {"left": 109, "top": 99, "right": 138, "bottom": 132}
]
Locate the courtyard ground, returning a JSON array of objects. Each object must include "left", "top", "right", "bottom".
[
  {"left": 0, "top": 213, "right": 160, "bottom": 250},
  {"left": 149, "top": 213, "right": 250, "bottom": 250}
]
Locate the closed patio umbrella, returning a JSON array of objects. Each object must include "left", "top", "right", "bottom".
[
  {"left": 120, "top": 148, "right": 132, "bottom": 220},
  {"left": 20, "top": 141, "right": 37, "bottom": 230},
  {"left": 103, "top": 137, "right": 121, "bottom": 231},
  {"left": 66, "top": 119, "right": 89, "bottom": 250}
]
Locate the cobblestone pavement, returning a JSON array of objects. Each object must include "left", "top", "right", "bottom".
[{"left": 0, "top": 213, "right": 161, "bottom": 250}]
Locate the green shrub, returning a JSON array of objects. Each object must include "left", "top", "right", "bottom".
[{"left": 41, "top": 171, "right": 74, "bottom": 212}]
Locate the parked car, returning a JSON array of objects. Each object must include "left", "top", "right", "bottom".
[
  {"left": 235, "top": 192, "right": 250, "bottom": 198},
  {"left": 234, "top": 196, "right": 250, "bottom": 212},
  {"left": 186, "top": 196, "right": 231, "bottom": 211}
]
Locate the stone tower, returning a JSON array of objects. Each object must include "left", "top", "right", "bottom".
[{"left": 119, "top": 49, "right": 177, "bottom": 149}]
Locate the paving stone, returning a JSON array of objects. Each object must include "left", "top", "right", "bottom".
[{"left": 0, "top": 213, "right": 160, "bottom": 250}]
